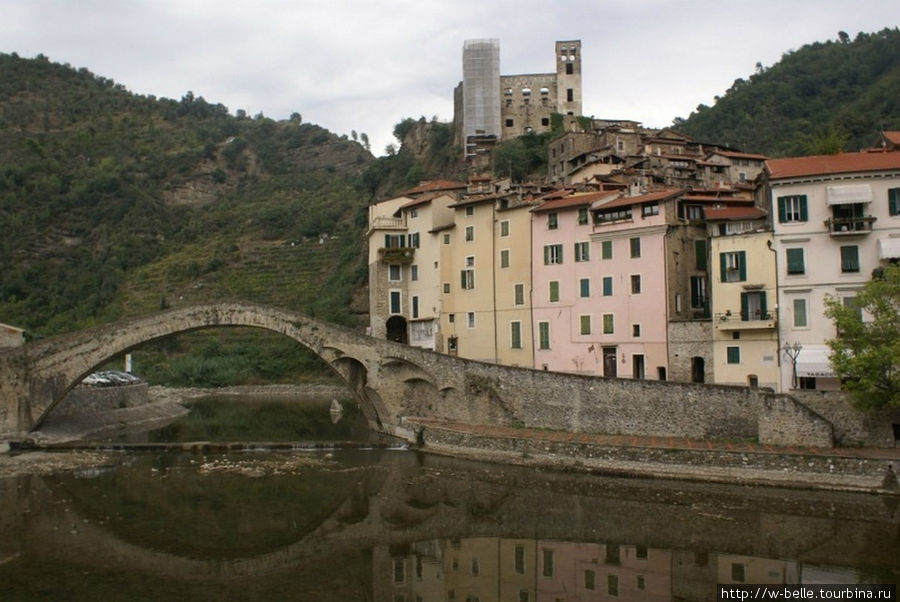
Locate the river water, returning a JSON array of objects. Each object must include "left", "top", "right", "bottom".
[{"left": 1, "top": 399, "right": 898, "bottom": 600}]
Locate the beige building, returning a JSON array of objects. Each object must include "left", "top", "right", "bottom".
[
  {"left": 0, "top": 322, "right": 25, "bottom": 348},
  {"left": 707, "top": 207, "right": 780, "bottom": 389}
]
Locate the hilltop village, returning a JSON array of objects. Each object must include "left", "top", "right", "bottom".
[{"left": 368, "top": 39, "right": 900, "bottom": 396}]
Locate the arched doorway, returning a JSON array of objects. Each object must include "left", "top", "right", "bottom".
[
  {"left": 691, "top": 356, "right": 705, "bottom": 383},
  {"left": 385, "top": 316, "right": 408, "bottom": 344}
]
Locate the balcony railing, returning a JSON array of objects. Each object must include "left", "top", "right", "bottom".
[
  {"left": 714, "top": 311, "right": 777, "bottom": 330},
  {"left": 370, "top": 216, "right": 406, "bottom": 230},
  {"left": 378, "top": 247, "right": 415, "bottom": 263},
  {"left": 824, "top": 216, "right": 875, "bottom": 236}
]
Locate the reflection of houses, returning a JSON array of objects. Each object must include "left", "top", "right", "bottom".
[
  {"left": 717, "top": 554, "right": 799, "bottom": 585},
  {"left": 767, "top": 149, "right": 900, "bottom": 392}
]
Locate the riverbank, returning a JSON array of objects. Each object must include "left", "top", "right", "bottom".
[{"left": 406, "top": 417, "right": 900, "bottom": 496}]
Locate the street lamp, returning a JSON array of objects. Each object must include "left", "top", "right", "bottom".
[{"left": 782, "top": 342, "right": 802, "bottom": 389}]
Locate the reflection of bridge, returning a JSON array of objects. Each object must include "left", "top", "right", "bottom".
[
  {"left": 0, "top": 302, "right": 832, "bottom": 446},
  {"left": 2, "top": 452, "right": 897, "bottom": 583}
]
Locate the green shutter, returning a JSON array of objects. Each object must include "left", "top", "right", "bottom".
[
  {"left": 890, "top": 189, "right": 900, "bottom": 216},
  {"left": 777, "top": 197, "right": 787, "bottom": 223},
  {"left": 602, "top": 240, "right": 612, "bottom": 259},
  {"left": 760, "top": 292, "right": 768, "bottom": 319},
  {"left": 695, "top": 240, "right": 707, "bottom": 271},
  {"left": 719, "top": 252, "right": 727, "bottom": 282},
  {"left": 543, "top": 245, "right": 550, "bottom": 265},
  {"left": 384, "top": 234, "right": 391, "bottom": 248},
  {"left": 786, "top": 248, "right": 805, "bottom": 274},
  {"left": 798, "top": 196, "right": 808, "bottom": 222},
  {"left": 740, "top": 292, "right": 749, "bottom": 321},
  {"left": 738, "top": 251, "right": 747, "bottom": 281},
  {"left": 460, "top": 270, "right": 466, "bottom": 288}
]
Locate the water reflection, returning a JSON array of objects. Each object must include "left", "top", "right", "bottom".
[{"left": 1, "top": 450, "right": 897, "bottom": 600}]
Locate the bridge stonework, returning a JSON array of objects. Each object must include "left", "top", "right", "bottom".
[{"left": 0, "top": 303, "right": 834, "bottom": 447}]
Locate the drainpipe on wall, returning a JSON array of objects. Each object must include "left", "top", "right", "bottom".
[
  {"left": 492, "top": 201, "right": 499, "bottom": 364},
  {"left": 767, "top": 237, "right": 782, "bottom": 391}
]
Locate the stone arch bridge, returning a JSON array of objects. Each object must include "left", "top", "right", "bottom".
[{"left": 0, "top": 302, "right": 833, "bottom": 446}]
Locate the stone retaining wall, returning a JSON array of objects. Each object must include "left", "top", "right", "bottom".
[
  {"left": 53, "top": 383, "right": 149, "bottom": 416},
  {"left": 790, "top": 390, "right": 900, "bottom": 448}
]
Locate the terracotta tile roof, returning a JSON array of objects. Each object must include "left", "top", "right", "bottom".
[
  {"left": 532, "top": 191, "right": 618, "bottom": 213},
  {"left": 704, "top": 206, "right": 767, "bottom": 220},
  {"left": 403, "top": 180, "right": 468, "bottom": 195},
  {"left": 400, "top": 192, "right": 448, "bottom": 210},
  {"left": 593, "top": 189, "right": 685, "bottom": 211},
  {"left": 884, "top": 131, "right": 900, "bottom": 146},
  {"left": 681, "top": 195, "right": 754, "bottom": 204},
  {"left": 766, "top": 151, "right": 900, "bottom": 179}
]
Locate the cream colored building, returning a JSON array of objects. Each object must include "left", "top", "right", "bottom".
[
  {"left": 0, "top": 322, "right": 25, "bottom": 348},
  {"left": 707, "top": 207, "right": 780, "bottom": 389}
]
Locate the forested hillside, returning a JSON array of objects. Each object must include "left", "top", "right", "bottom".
[
  {"left": 674, "top": 28, "right": 900, "bottom": 156},
  {"left": 0, "top": 53, "right": 374, "bottom": 337}
]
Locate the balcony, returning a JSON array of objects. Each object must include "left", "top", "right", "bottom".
[
  {"left": 824, "top": 215, "right": 875, "bottom": 236},
  {"left": 370, "top": 216, "right": 406, "bottom": 230},
  {"left": 714, "top": 310, "right": 777, "bottom": 331},
  {"left": 378, "top": 247, "right": 415, "bottom": 264}
]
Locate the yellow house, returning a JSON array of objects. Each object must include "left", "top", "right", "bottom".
[{"left": 707, "top": 207, "right": 780, "bottom": 389}]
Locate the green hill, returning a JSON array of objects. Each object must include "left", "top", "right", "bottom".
[
  {"left": 0, "top": 52, "right": 373, "bottom": 338},
  {"left": 673, "top": 28, "right": 900, "bottom": 156}
]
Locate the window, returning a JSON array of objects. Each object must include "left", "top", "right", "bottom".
[
  {"left": 443, "top": 233, "right": 451, "bottom": 245},
  {"left": 786, "top": 248, "right": 805, "bottom": 275},
  {"left": 579, "top": 278, "right": 590, "bottom": 298},
  {"left": 389, "top": 264, "right": 401, "bottom": 281},
  {"left": 608, "top": 574, "right": 619, "bottom": 596},
  {"left": 741, "top": 291, "right": 768, "bottom": 320},
  {"left": 580, "top": 315, "right": 591, "bottom": 335},
  {"left": 467, "top": 312, "right": 475, "bottom": 328},
  {"left": 411, "top": 295, "right": 419, "bottom": 319},
  {"left": 690, "top": 275, "right": 707, "bottom": 309},
  {"left": 642, "top": 203, "right": 659, "bottom": 217},
  {"left": 603, "top": 314, "right": 614, "bottom": 334},
  {"left": 602, "top": 276, "right": 613, "bottom": 296},
  {"left": 500, "top": 220, "right": 510, "bottom": 237},
  {"left": 637, "top": 576, "right": 646, "bottom": 590},
  {"left": 630, "top": 237, "right": 641, "bottom": 258},
  {"left": 685, "top": 205, "right": 703, "bottom": 220},
  {"left": 514, "top": 283, "right": 525, "bottom": 305},
  {"left": 465, "top": 205, "right": 474, "bottom": 217},
  {"left": 547, "top": 212, "right": 558, "bottom": 229},
  {"left": 514, "top": 545, "right": 526, "bottom": 574},
  {"left": 793, "top": 298, "right": 808, "bottom": 328},
  {"left": 630, "top": 274, "right": 641, "bottom": 294},
  {"left": 601, "top": 240, "right": 613, "bottom": 259},
  {"left": 574, "top": 241, "right": 589, "bottom": 262},
  {"left": 695, "top": 240, "right": 707, "bottom": 270},
  {"left": 500, "top": 249, "right": 510, "bottom": 268},
  {"left": 448, "top": 313, "right": 455, "bottom": 323},
  {"left": 732, "top": 563, "right": 746, "bottom": 583},
  {"left": 578, "top": 207, "right": 589, "bottom": 225},
  {"left": 549, "top": 280, "right": 560, "bottom": 302},
  {"left": 566, "top": 88, "right": 574, "bottom": 102},
  {"left": 584, "top": 569, "right": 596, "bottom": 591},
  {"left": 538, "top": 322, "right": 550, "bottom": 349},
  {"left": 544, "top": 244, "right": 563, "bottom": 265},
  {"left": 461, "top": 269, "right": 475, "bottom": 290},
  {"left": 890, "top": 188, "right": 900, "bottom": 216},
  {"left": 541, "top": 117, "right": 549, "bottom": 126},
  {"left": 410, "top": 264, "right": 418, "bottom": 281},
  {"left": 505, "top": 118, "right": 514, "bottom": 127},
  {"left": 720, "top": 251, "right": 747, "bottom": 282},
  {"left": 409, "top": 208, "right": 418, "bottom": 218},
  {"left": 466, "top": 255, "right": 475, "bottom": 267},
  {"left": 510, "top": 322, "right": 523, "bottom": 349},
  {"left": 566, "top": 62, "right": 574, "bottom": 75},
  {"left": 465, "top": 225, "right": 474, "bottom": 242},
  {"left": 777, "top": 194, "right": 808, "bottom": 223},
  {"left": 394, "top": 558, "right": 405, "bottom": 584},
  {"left": 727, "top": 346, "right": 740, "bottom": 364},
  {"left": 542, "top": 549, "right": 554, "bottom": 577},
  {"left": 443, "top": 282, "right": 450, "bottom": 294},
  {"left": 841, "top": 245, "right": 860, "bottom": 273},
  {"left": 384, "top": 234, "right": 406, "bottom": 248},
  {"left": 843, "top": 296, "right": 862, "bottom": 320},
  {"left": 633, "top": 354, "right": 645, "bottom": 379},
  {"left": 389, "top": 291, "right": 401, "bottom": 314},
  {"left": 632, "top": 323, "right": 641, "bottom": 337},
  {"left": 409, "top": 232, "right": 420, "bottom": 248}
]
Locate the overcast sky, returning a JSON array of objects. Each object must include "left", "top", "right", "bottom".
[{"left": 2, "top": 1, "right": 896, "bottom": 156}]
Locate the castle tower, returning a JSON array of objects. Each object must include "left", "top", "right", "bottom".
[
  {"left": 462, "top": 39, "right": 502, "bottom": 146},
  {"left": 555, "top": 40, "right": 582, "bottom": 116}
]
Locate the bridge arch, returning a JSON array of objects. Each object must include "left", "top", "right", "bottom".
[{"left": 22, "top": 303, "right": 383, "bottom": 432}]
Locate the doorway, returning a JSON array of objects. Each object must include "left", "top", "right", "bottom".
[
  {"left": 603, "top": 347, "right": 618, "bottom": 378},
  {"left": 691, "top": 356, "right": 705, "bottom": 383},
  {"left": 385, "top": 316, "right": 408, "bottom": 344}
]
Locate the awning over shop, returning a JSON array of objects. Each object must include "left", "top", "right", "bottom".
[
  {"left": 826, "top": 184, "right": 872, "bottom": 205},
  {"left": 878, "top": 237, "right": 900, "bottom": 259},
  {"left": 795, "top": 346, "right": 835, "bottom": 378}
]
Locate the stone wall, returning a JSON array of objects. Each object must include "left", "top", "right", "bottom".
[
  {"left": 758, "top": 394, "right": 834, "bottom": 447},
  {"left": 790, "top": 390, "right": 900, "bottom": 447},
  {"left": 667, "top": 320, "right": 713, "bottom": 384},
  {"left": 53, "top": 383, "right": 149, "bottom": 416}
]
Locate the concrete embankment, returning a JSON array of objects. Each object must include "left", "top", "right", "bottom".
[{"left": 406, "top": 418, "right": 900, "bottom": 495}]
